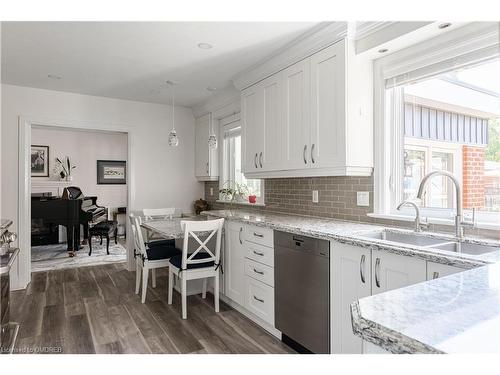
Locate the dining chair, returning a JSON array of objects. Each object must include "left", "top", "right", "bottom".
[
  {"left": 168, "top": 218, "right": 225, "bottom": 319},
  {"left": 130, "top": 213, "right": 180, "bottom": 303}
]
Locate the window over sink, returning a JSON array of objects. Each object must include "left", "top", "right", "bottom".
[
  {"left": 220, "top": 117, "right": 263, "bottom": 204},
  {"left": 374, "top": 25, "right": 500, "bottom": 228}
]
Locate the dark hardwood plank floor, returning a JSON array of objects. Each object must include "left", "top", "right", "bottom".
[{"left": 11, "top": 263, "right": 294, "bottom": 354}]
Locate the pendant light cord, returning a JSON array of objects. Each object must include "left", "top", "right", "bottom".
[{"left": 171, "top": 84, "right": 176, "bottom": 131}]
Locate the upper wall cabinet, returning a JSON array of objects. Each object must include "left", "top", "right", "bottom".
[
  {"left": 241, "top": 38, "right": 373, "bottom": 178},
  {"left": 195, "top": 113, "right": 218, "bottom": 181}
]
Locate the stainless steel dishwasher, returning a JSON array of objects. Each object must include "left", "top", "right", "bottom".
[{"left": 274, "top": 231, "right": 330, "bottom": 354}]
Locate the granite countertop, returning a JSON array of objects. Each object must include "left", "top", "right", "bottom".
[
  {"left": 352, "top": 262, "right": 500, "bottom": 353},
  {"left": 141, "top": 215, "right": 205, "bottom": 239},
  {"left": 202, "top": 209, "right": 500, "bottom": 354},
  {"left": 202, "top": 209, "right": 500, "bottom": 268}
]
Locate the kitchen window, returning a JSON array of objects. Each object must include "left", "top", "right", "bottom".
[
  {"left": 220, "top": 118, "right": 263, "bottom": 204},
  {"left": 373, "top": 25, "right": 500, "bottom": 228}
]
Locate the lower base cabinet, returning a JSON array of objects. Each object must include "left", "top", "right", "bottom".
[
  {"left": 427, "top": 262, "right": 464, "bottom": 280},
  {"left": 244, "top": 275, "right": 275, "bottom": 325},
  {"left": 331, "top": 242, "right": 371, "bottom": 354}
]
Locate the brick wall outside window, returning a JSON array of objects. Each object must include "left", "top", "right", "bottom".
[{"left": 462, "top": 145, "right": 486, "bottom": 209}]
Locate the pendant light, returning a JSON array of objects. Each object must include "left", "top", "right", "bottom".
[
  {"left": 167, "top": 81, "right": 179, "bottom": 147},
  {"left": 207, "top": 87, "right": 218, "bottom": 150}
]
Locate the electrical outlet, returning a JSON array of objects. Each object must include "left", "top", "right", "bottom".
[
  {"left": 312, "top": 190, "right": 319, "bottom": 203},
  {"left": 357, "top": 191, "right": 370, "bottom": 207},
  {"left": 210, "top": 187, "right": 214, "bottom": 196}
]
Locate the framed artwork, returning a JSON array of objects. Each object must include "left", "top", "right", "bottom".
[
  {"left": 31, "top": 145, "right": 50, "bottom": 177},
  {"left": 97, "top": 160, "right": 126, "bottom": 184}
]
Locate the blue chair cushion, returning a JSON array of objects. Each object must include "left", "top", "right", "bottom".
[
  {"left": 169, "top": 252, "right": 215, "bottom": 270},
  {"left": 147, "top": 239, "right": 175, "bottom": 248},
  {"left": 146, "top": 244, "right": 181, "bottom": 261}
]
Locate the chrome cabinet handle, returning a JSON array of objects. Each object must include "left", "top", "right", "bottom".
[
  {"left": 303, "top": 145, "right": 307, "bottom": 164},
  {"left": 206, "top": 162, "right": 209, "bottom": 174},
  {"left": 311, "top": 143, "right": 315, "bottom": 164},
  {"left": 253, "top": 232, "right": 264, "bottom": 238},
  {"left": 259, "top": 152, "right": 263, "bottom": 168},
  {"left": 253, "top": 268, "right": 264, "bottom": 275},
  {"left": 433, "top": 272, "right": 439, "bottom": 279},
  {"left": 254, "top": 153, "right": 258, "bottom": 168},
  {"left": 375, "top": 258, "right": 381, "bottom": 288},
  {"left": 253, "top": 250, "right": 264, "bottom": 256},
  {"left": 238, "top": 227, "right": 243, "bottom": 245},
  {"left": 253, "top": 295, "right": 264, "bottom": 303},
  {"left": 360, "top": 254, "right": 366, "bottom": 283}
]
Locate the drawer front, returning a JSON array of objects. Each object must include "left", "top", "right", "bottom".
[
  {"left": 245, "top": 225, "right": 274, "bottom": 248},
  {"left": 244, "top": 258, "right": 274, "bottom": 287},
  {"left": 245, "top": 241, "right": 274, "bottom": 267},
  {"left": 244, "top": 276, "right": 274, "bottom": 326}
]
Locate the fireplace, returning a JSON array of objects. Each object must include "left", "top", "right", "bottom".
[{"left": 31, "top": 192, "right": 59, "bottom": 246}]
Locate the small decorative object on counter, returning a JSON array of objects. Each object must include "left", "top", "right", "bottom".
[
  {"left": 248, "top": 195, "right": 257, "bottom": 204},
  {"left": 219, "top": 180, "right": 249, "bottom": 206},
  {"left": 194, "top": 198, "right": 210, "bottom": 215}
]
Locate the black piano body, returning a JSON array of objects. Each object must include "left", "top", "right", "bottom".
[{"left": 31, "top": 187, "right": 107, "bottom": 253}]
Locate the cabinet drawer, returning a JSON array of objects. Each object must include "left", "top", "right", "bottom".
[
  {"left": 244, "top": 276, "right": 274, "bottom": 326},
  {"left": 245, "top": 225, "right": 274, "bottom": 248},
  {"left": 245, "top": 241, "right": 274, "bottom": 267},
  {"left": 244, "top": 258, "right": 274, "bottom": 287}
]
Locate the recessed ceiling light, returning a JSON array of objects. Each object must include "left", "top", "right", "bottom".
[
  {"left": 197, "top": 42, "right": 213, "bottom": 50},
  {"left": 438, "top": 22, "right": 452, "bottom": 29},
  {"left": 206, "top": 86, "right": 217, "bottom": 92},
  {"left": 47, "top": 74, "right": 62, "bottom": 80},
  {"left": 378, "top": 48, "right": 389, "bottom": 54}
]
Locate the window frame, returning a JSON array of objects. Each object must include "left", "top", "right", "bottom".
[
  {"left": 218, "top": 114, "right": 264, "bottom": 205},
  {"left": 372, "top": 23, "right": 500, "bottom": 229}
]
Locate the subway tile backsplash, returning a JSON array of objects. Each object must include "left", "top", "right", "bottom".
[{"left": 204, "top": 176, "right": 499, "bottom": 240}]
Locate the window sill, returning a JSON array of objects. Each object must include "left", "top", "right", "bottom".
[
  {"left": 216, "top": 200, "right": 265, "bottom": 207},
  {"left": 367, "top": 213, "right": 500, "bottom": 231}
]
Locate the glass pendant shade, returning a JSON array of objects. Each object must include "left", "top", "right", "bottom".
[
  {"left": 208, "top": 134, "right": 217, "bottom": 150},
  {"left": 168, "top": 129, "right": 179, "bottom": 147}
]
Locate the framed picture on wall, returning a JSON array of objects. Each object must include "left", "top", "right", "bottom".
[
  {"left": 97, "top": 160, "right": 126, "bottom": 184},
  {"left": 31, "top": 145, "right": 50, "bottom": 177}
]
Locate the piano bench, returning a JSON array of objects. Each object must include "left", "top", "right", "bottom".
[{"left": 88, "top": 220, "right": 118, "bottom": 256}]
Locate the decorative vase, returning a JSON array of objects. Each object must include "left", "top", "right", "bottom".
[{"left": 66, "top": 175, "right": 73, "bottom": 182}]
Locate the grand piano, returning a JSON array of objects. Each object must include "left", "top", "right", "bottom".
[{"left": 31, "top": 187, "right": 107, "bottom": 255}]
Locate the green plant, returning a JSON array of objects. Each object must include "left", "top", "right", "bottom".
[
  {"left": 219, "top": 180, "right": 249, "bottom": 204},
  {"left": 54, "top": 156, "right": 76, "bottom": 178}
]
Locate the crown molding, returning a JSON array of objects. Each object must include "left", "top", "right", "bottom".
[
  {"left": 232, "top": 22, "right": 348, "bottom": 90},
  {"left": 353, "top": 21, "right": 395, "bottom": 40},
  {"left": 192, "top": 84, "right": 241, "bottom": 119}
]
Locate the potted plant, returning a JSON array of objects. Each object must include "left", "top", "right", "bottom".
[
  {"left": 54, "top": 156, "right": 76, "bottom": 181},
  {"left": 219, "top": 180, "right": 249, "bottom": 206}
]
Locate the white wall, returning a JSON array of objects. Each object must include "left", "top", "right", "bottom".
[
  {"left": 31, "top": 126, "right": 128, "bottom": 213},
  {"left": 1, "top": 83, "right": 203, "bottom": 289}
]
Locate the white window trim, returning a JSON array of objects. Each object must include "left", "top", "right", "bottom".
[
  {"left": 372, "top": 23, "right": 500, "bottom": 230},
  {"left": 218, "top": 113, "right": 265, "bottom": 205}
]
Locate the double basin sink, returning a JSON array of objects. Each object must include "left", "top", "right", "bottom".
[{"left": 358, "top": 229, "right": 500, "bottom": 256}]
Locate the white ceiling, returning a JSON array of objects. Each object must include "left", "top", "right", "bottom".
[{"left": 1, "top": 22, "right": 319, "bottom": 107}]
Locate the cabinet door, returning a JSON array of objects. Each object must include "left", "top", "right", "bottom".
[
  {"left": 331, "top": 242, "right": 371, "bottom": 354},
  {"left": 427, "top": 262, "right": 463, "bottom": 280},
  {"left": 310, "top": 40, "right": 346, "bottom": 169},
  {"left": 261, "top": 73, "right": 283, "bottom": 172},
  {"left": 224, "top": 222, "right": 246, "bottom": 305},
  {"left": 371, "top": 251, "right": 427, "bottom": 295},
  {"left": 195, "top": 114, "right": 211, "bottom": 177},
  {"left": 282, "top": 59, "right": 311, "bottom": 170},
  {"left": 241, "top": 85, "right": 263, "bottom": 174}
]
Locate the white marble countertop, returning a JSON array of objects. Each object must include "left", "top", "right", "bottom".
[
  {"left": 202, "top": 209, "right": 500, "bottom": 354},
  {"left": 202, "top": 209, "right": 500, "bottom": 268},
  {"left": 352, "top": 262, "right": 500, "bottom": 353}
]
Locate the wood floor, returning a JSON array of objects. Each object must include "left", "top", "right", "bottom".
[{"left": 10, "top": 262, "right": 294, "bottom": 354}]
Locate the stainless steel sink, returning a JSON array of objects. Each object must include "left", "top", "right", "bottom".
[
  {"left": 359, "top": 230, "right": 448, "bottom": 247},
  {"left": 430, "top": 241, "right": 500, "bottom": 255}
]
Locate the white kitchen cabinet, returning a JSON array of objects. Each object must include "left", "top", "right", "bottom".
[
  {"left": 309, "top": 41, "right": 346, "bottom": 169},
  {"left": 282, "top": 59, "right": 311, "bottom": 170},
  {"left": 224, "top": 222, "right": 246, "bottom": 305},
  {"left": 371, "top": 251, "right": 427, "bottom": 295},
  {"left": 241, "top": 38, "right": 372, "bottom": 178},
  {"left": 195, "top": 113, "right": 218, "bottom": 181},
  {"left": 331, "top": 242, "right": 371, "bottom": 354},
  {"left": 244, "top": 275, "right": 275, "bottom": 325},
  {"left": 427, "top": 262, "right": 464, "bottom": 280}
]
